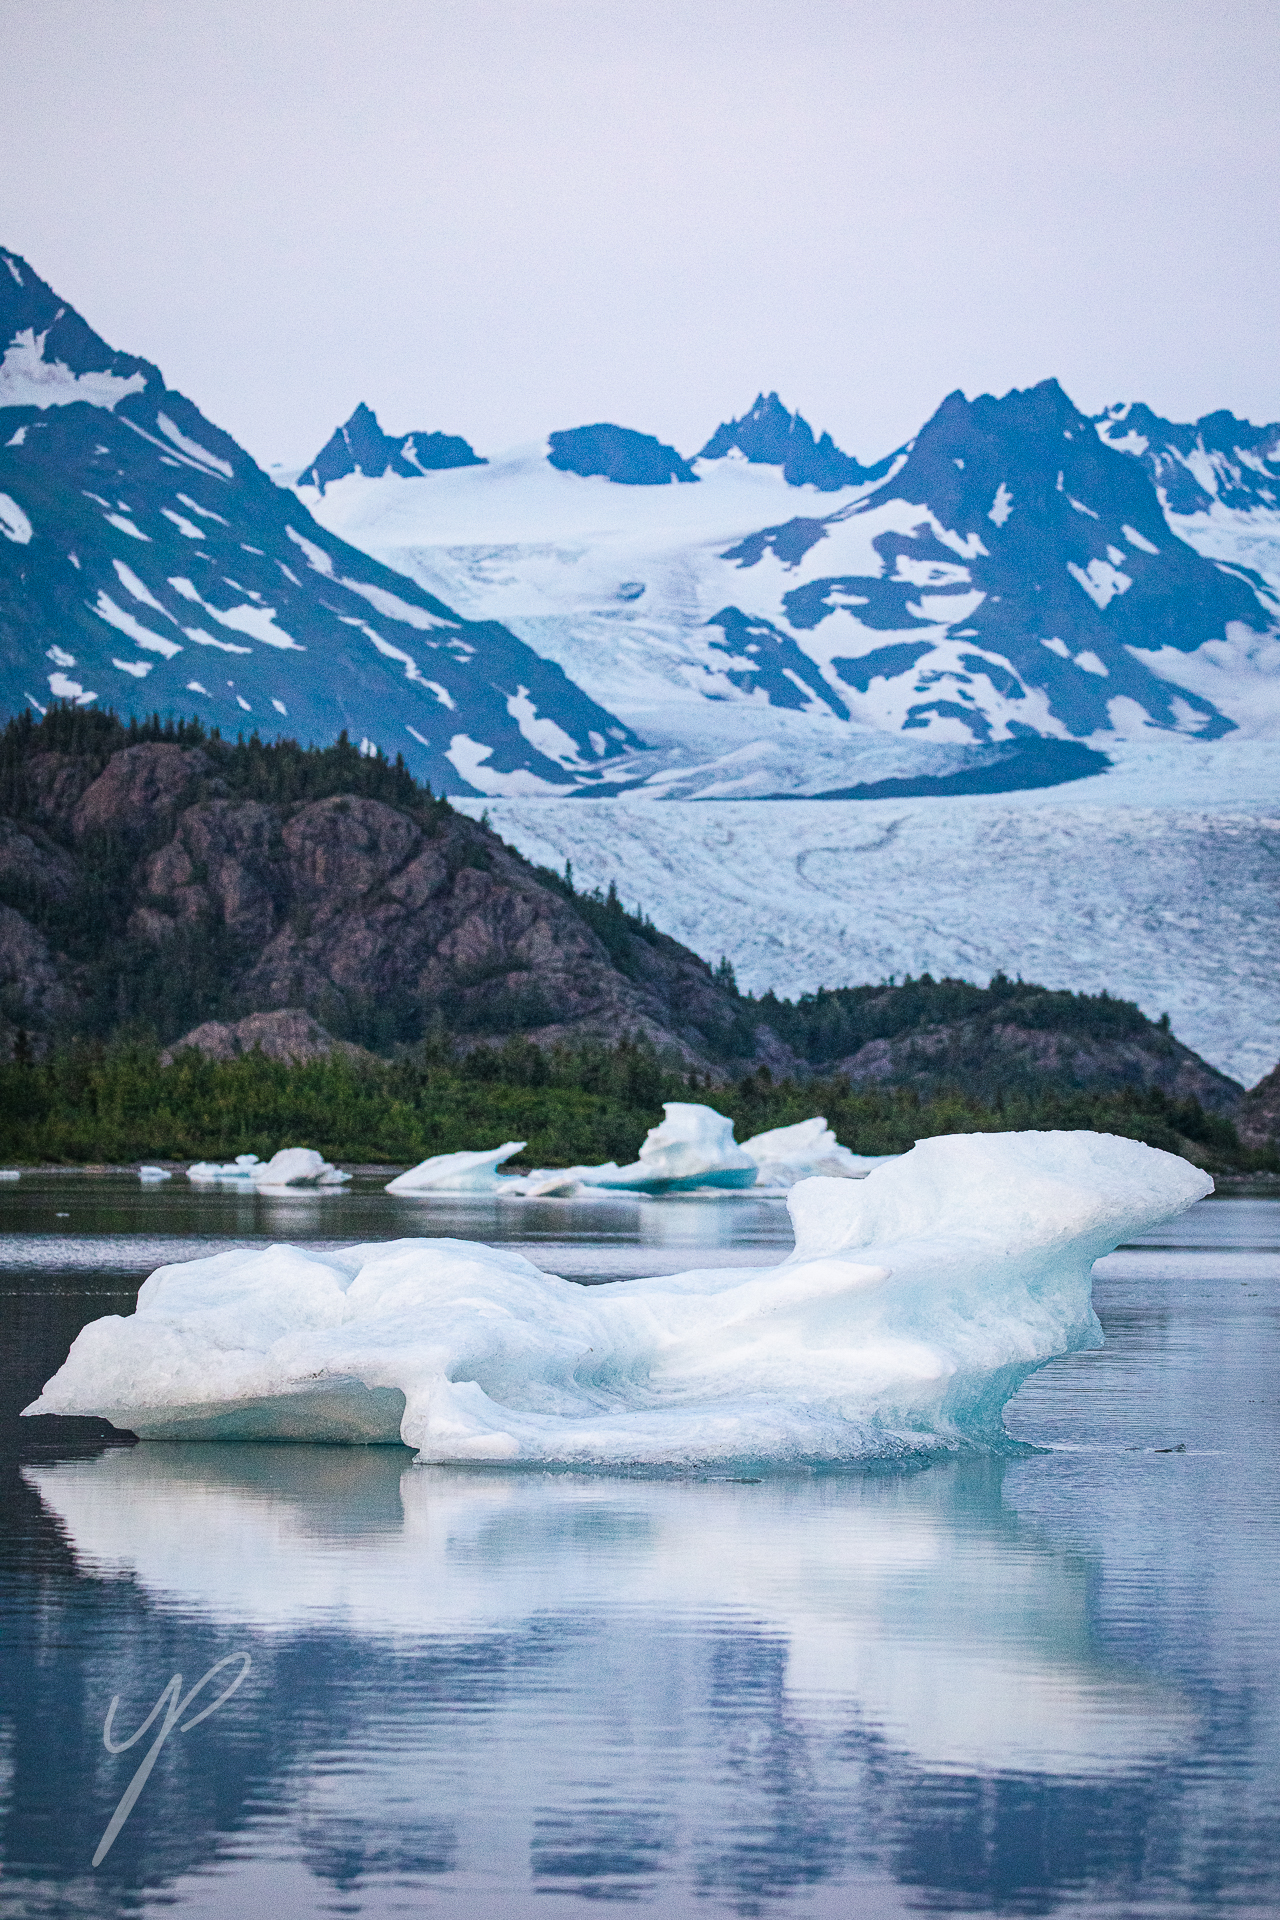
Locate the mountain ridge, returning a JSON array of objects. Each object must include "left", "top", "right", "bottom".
[{"left": 0, "top": 246, "right": 641, "bottom": 795}]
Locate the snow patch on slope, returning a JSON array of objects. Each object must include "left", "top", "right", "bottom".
[{"left": 0, "top": 328, "right": 147, "bottom": 411}]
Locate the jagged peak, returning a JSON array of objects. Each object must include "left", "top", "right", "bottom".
[
  {"left": 697, "top": 392, "right": 894, "bottom": 492},
  {"left": 299, "top": 402, "right": 486, "bottom": 492}
]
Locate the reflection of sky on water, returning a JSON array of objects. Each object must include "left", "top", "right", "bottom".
[{"left": 0, "top": 1190, "right": 1277, "bottom": 1916}]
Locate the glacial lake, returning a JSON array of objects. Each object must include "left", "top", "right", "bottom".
[{"left": 1, "top": 1172, "right": 1278, "bottom": 1918}]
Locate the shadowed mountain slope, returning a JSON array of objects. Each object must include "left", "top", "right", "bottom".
[{"left": 0, "top": 246, "right": 638, "bottom": 795}]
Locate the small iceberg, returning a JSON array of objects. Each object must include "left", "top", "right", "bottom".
[
  {"left": 188, "top": 1149, "right": 349, "bottom": 1188},
  {"left": 138, "top": 1165, "right": 172, "bottom": 1183},
  {"left": 188, "top": 1153, "right": 262, "bottom": 1183},
  {"left": 577, "top": 1102, "right": 758, "bottom": 1193},
  {"left": 26, "top": 1131, "right": 1212, "bottom": 1466},
  {"left": 0, "top": 1169, "right": 19, "bottom": 1181},
  {"left": 386, "top": 1145, "right": 584, "bottom": 1200},
  {"left": 742, "top": 1117, "right": 896, "bottom": 1188},
  {"left": 387, "top": 1143, "right": 526, "bottom": 1195}
]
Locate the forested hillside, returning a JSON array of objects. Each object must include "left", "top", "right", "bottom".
[{"left": 1, "top": 708, "right": 1274, "bottom": 1170}]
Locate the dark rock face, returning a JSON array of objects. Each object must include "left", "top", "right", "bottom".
[
  {"left": 0, "top": 903, "right": 75, "bottom": 1045},
  {"left": 831, "top": 1016, "right": 1242, "bottom": 1113},
  {"left": 1237, "top": 1063, "right": 1280, "bottom": 1147},
  {"left": 704, "top": 608, "right": 850, "bottom": 718},
  {"left": 547, "top": 425, "right": 698, "bottom": 486},
  {"left": 298, "top": 403, "right": 486, "bottom": 492},
  {"left": 159, "top": 1008, "right": 375, "bottom": 1067},
  {"left": 698, "top": 392, "right": 896, "bottom": 490},
  {"left": 0, "top": 246, "right": 638, "bottom": 793},
  {"left": 1, "top": 738, "right": 774, "bottom": 1067}
]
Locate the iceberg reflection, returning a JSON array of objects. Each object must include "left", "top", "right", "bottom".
[{"left": 27, "top": 1447, "right": 1191, "bottom": 1780}]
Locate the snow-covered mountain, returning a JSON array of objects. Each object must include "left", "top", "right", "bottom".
[
  {"left": 1096, "top": 400, "right": 1280, "bottom": 597},
  {"left": 0, "top": 249, "right": 640, "bottom": 794},
  {"left": 302, "top": 379, "right": 1280, "bottom": 797}
]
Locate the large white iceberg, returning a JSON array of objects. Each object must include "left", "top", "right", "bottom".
[
  {"left": 741, "top": 1116, "right": 895, "bottom": 1187},
  {"left": 188, "top": 1149, "right": 349, "bottom": 1188},
  {"left": 26, "top": 1131, "right": 1211, "bottom": 1466}
]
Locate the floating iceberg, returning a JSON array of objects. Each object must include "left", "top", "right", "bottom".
[
  {"left": 576, "top": 1102, "right": 758, "bottom": 1193},
  {"left": 386, "top": 1105, "right": 765, "bottom": 1200},
  {"left": 138, "top": 1164, "right": 172, "bottom": 1183},
  {"left": 188, "top": 1153, "right": 263, "bottom": 1183},
  {"left": 742, "top": 1117, "right": 896, "bottom": 1187},
  {"left": 27, "top": 1131, "right": 1211, "bottom": 1466},
  {"left": 188, "top": 1149, "right": 349, "bottom": 1188},
  {"left": 387, "top": 1143, "right": 526, "bottom": 1194}
]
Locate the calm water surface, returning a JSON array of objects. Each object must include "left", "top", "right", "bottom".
[{"left": 1, "top": 1174, "right": 1277, "bottom": 1918}]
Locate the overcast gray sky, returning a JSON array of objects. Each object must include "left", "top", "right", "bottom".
[{"left": 2, "top": 0, "right": 1277, "bottom": 470}]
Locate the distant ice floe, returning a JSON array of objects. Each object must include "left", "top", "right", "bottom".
[
  {"left": 187, "top": 1149, "right": 349, "bottom": 1189},
  {"left": 138, "top": 1165, "right": 171, "bottom": 1183},
  {"left": 384, "top": 1103, "right": 878, "bottom": 1200},
  {"left": 27, "top": 1132, "right": 1211, "bottom": 1465}
]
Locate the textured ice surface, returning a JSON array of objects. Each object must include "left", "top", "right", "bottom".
[
  {"left": 456, "top": 738, "right": 1280, "bottom": 1085},
  {"left": 25, "top": 1131, "right": 1211, "bottom": 1466},
  {"left": 386, "top": 1143, "right": 525, "bottom": 1193},
  {"left": 579, "top": 1101, "right": 758, "bottom": 1192},
  {"left": 743, "top": 1116, "right": 892, "bottom": 1185}
]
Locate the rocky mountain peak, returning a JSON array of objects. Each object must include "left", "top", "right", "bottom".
[
  {"left": 546, "top": 424, "right": 698, "bottom": 486},
  {"left": 298, "top": 402, "right": 486, "bottom": 492},
  {"left": 697, "top": 391, "right": 896, "bottom": 491}
]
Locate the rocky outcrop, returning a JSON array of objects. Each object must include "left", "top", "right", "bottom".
[
  {"left": 71, "top": 743, "right": 211, "bottom": 844},
  {"left": 1237, "top": 1064, "right": 1280, "bottom": 1147},
  {"left": 160, "top": 1009, "right": 375, "bottom": 1068},
  {"left": 0, "top": 904, "right": 76, "bottom": 1056},
  {"left": 832, "top": 1018, "right": 1243, "bottom": 1113},
  {"left": 1, "top": 737, "right": 775, "bottom": 1068}
]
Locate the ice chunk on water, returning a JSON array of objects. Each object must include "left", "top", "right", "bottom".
[
  {"left": 252, "top": 1148, "right": 349, "bottom": 1188},
  {"left": 387, "top": 1143, "right": 525, "bottom": 1193},
  {"left": 188, "top": 1149, "right": 347, "bottom": 1188},
  {"left": 742, "top": 1116, "right": 895, "bottom": 1187},
  {"left": 579, "top": 1101, "right": 758, "bottom": 1193},
  {"left": 25, "top": 1132, "right": 1212, "bottom": 1466},
  {"left": 188, "top": 1153, "right": 260, "bottom": 1183}
]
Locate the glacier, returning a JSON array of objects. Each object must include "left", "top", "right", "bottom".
[
  {"left": 455, "top": 734, "right": 1280, "bottom": 1087},
  {"left": 24, "top": 1131, "right": 1211, "bottom": 1466}
]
